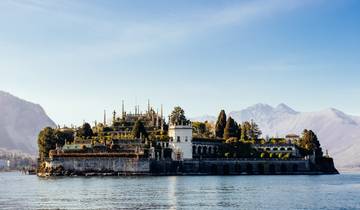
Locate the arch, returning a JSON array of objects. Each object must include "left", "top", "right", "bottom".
[
  {"left": 273, "top": 148, "right": 278, "bottom": 151},
  {"left": 203, "top": 146, "right": 207, "bottom": 155},
  {"left": 193, "top": 146, "right": 196, "bottom": 155},
  {"left": 280, "top": 148, "right": 286, "bottom": 151},
  {"left": 208, "top": 147, "right": 212, "bottom": 154},
  {"left": 287, "top": 148, "right": 293, "bottom": 151},
  {"left": 197, "top": 146, "right": 202, "bottom": 155}
]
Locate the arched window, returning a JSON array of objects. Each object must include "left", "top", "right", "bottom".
[
  {"left": 203, "top": 146, "right": 207, "bottom": 155},
  {"left": 177, "top": 136, "right": 181, "bottom": 142}
]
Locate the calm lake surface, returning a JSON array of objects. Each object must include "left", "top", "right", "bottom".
[{"left": 0, "top": 172, "right": 359, "bottom": 210}]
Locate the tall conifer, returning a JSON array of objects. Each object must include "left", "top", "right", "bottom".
[
  {"left": 215, "top": 110, "right": 227, "bottom": 138},
  {"left": 224, "top": 117, "right": 239, "bottom": 139}
]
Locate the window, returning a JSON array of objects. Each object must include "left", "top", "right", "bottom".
[
  {"left": 177, "top": 136, "right": 181, "bottom": 142},
  {"left": 170, "top": 137, "right": 173, "bottom": 142},
  {"left": 185, "top": 137, "right": 188, "bottom": 142}
]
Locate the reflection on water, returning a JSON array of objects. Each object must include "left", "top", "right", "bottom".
[{"left": 0, "top": 172, "right": 360, "bottom": 209}]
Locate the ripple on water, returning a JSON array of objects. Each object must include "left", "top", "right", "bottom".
[{"left": 1, "top": 173, "right": 360, "bottom": 209}]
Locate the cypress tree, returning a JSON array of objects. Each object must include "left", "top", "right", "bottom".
[
  {"left": 223, "top": 117, "right": 239, "bottom": 140},
  {"left": 215, "top": 110, "right": 227, "bottom": 138}
]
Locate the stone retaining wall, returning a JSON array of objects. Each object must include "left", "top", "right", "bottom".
[
  {"left": 150, "top": 159, "right": 315, "bottom": 175},
  {"left": 50, "top": 156, "right": 150, "bottom": 174}
]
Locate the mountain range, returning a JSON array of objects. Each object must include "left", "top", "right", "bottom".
[
  {"left": 0, "top": 91, "right": 55, "bottom": 155},
  {"left": 192, "top": 103, "right": 360, "bottom": 170}
]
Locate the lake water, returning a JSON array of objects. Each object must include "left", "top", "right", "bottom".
[{"left": 0, "top": 172, "right": 359, "bottom": 210}]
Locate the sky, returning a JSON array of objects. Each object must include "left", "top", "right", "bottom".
[{"left": 0, "top": 0, "right": 359, "bottom": 126}]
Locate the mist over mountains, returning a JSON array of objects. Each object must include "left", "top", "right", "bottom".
[
  {"left": 192, "top": 103, "right": 360, "bottom": 170},
  {"left": 0, "top": 91, "right": 55, "bottom": 155}
]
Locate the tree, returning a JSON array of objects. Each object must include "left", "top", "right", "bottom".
[
  {"left": 38, "top": 127, "right": 75, "bottom": 160},
  {"left": 215, "top": 110, "right": 227, "bottom": 138},
  {"left": 299, "top": 129, "right": 323, "bottom": 159},
  {"left": 223, "top": 117, "right": 240, "bottom": 140},
  {"left": 241, "top": 121, "right": 251, "bottom": 140},
  {"left": 249, "top": 120, "right": 262, "bottom": 140},
  {"left": 192, "top": 122, "right": 207, "bottom": 136},
  {"left": 77, "top": 123, "right": 93, "bottom": 138},
  {"left": 38, "top": 127, "right": 57, "bottom": 160},
  {"left": 55, "top": 129, "right": 74, "bottom": 145},
  {"left": 170, "top": 106, "right": 188, "bottom": 125},
  {"left": 132, "top": 120, "right": 148, "bottom": 139}
]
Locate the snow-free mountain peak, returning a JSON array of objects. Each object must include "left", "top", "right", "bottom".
[
  {"left": 191, "top": 103, "right": 360, "bottom": 170},
  {"left": 0, "top": 90, "right": 56, "bottom": 154}
]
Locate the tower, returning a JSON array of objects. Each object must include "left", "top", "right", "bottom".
[
  {"left": 168, "top": 121, "right": 193, "bottom": 160},
  {"left": 103, "top": 110, "right": 107, "bottom": 126}
]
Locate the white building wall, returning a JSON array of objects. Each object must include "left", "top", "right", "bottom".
[{"left": 168, "top": 125, "right": 193, "bottom": 160}]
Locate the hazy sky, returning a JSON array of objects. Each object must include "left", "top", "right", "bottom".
[{"left": 0, "top": 0, "right": 359, "bottom": 125}]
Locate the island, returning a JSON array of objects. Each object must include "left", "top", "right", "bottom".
[{"left": 37, "top": 102, "right": 338, "bottom": 176}]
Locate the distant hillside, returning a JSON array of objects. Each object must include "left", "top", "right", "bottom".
[
  {"left": 0, "top": 91, "right": 56, "bottom": 154},
  {"left": 192, "top": 103, "right": 360, "bottom": 170}
]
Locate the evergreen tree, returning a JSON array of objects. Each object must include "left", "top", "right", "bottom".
[
  {"left": 132, "top": 120, "right": 148, "bottom": 139},
  {"left": 170, "top": 106, "right": 188, "bottom": 125},
  {"left": 215, "top": 110, "right": 227, "bottom": 138},
  {"left": 241, "top": 121, "right": 251, "bottom": 140},
  {"left": 223, "top": 117, "right": 240, "bottom": 140},
  {"left": 250, "top": 120, "right": 262, "bottom": 140}
]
